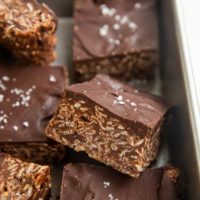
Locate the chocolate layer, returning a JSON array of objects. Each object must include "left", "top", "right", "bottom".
[
  {"left": 68, "top": 74, "right": 168, "bottom": 130},
  {"left": 45, "top": 74, "right": 169, "bottom": 177},
  {"left": 73, "top": 0, "right": 159, "bottom": 81},
  {"left": 61, "top": 163, "right": 179, "bottom": 200},
  {"left": 0, "top": 64, "right": 67, "bottom": 163},
  {"left": 0, "top": 64, "right": 67, "bottom": 142},
  {"left": 74, "top": 0, "right": 158, "bottom": 61}
]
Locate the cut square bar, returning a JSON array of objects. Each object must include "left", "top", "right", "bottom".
[
  {"left": 73, "top": 0, "right": 159, "bottom": 81},
  {"left": 61, "top": 163, "right": 179, "bottom": 200},
  {"left": 0, "top": 0, "right": 57, "bottom": 65},
  {"left": 45, "top": 74, "right": 169, "bottom": 177},
  {"left": 0, "top": 64, "right": 68, "bottom": 163}
]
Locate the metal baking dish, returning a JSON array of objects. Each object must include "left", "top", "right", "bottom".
[{"left": 39, "top": 0, "right": 200, "bottom": 199}]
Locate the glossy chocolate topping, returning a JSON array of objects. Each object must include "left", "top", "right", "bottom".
[
  {"left": 61, "top": 164, "right": 178, "bottom": 200},
  {"left": 73, "top": 0, "right": 158, "bottom": 61},
  {"left": 0, "top": 65, "right": 67, "bottom": 142},
  {"left": 67, "top": 74, "right": 169, "bottom": 129}
]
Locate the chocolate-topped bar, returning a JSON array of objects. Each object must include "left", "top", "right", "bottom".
[
  {"left": 61, "top": 164, "right": 179, "bottom": 200},
  {"left": 0, "top": 64, "right": 67, "bottom": 163},
  {"left": 73, "top": 0, "right": 159, "bottom": 81},
  {"left": 0, "top": 153, "right": 51, "bottom": 199},
  {"left": 0, "top": 0, "right": 57, "bottom": 65},
  {"left": 45, "top": 74, "right": 169, "bottom": 177}
]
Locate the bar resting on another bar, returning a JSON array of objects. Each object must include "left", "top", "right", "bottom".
[{"left": 45, "top": 74, "right": 169, "bottom": 177}]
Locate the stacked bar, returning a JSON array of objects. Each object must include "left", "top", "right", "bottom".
[
  {"left": 0, "top": 0, "right": 57, "bottom": 65},
  {"left": 73, "top": 0, "right": 159, "bottom": 81},
  {"left": 0, "top": 64, "right": 68, "bottom": 163},
  {"left": 0, "top": 153, "right": 51, "bottom": 199},
  {"left": 45, "top": 74, "right": 169, "bottom": 177}
]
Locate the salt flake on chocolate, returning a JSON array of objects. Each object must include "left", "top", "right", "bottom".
[
  {"left": 114, "top": 15, "right": 121, "bottom": 21},
  {"left": 0, "top": 94, "right": 4, "bottom": 103},
  {"left": 2, "top": 76, "right": 10, "bottom": 81},
  {"left": 108, "top": 194, "right": 114, "bottom": 200},
  {"left": 135, "top": 2, "right": 142, "bottom": 10},
  {"left": 131, "top": 102, "right": 137, "bottom": 106},
  {"left": 108, "top": 38, "right": 120, "bottom": 45},
  {"left": 11, "top": 85, "right": 36, "bottom": 108},
  {"left": 13, "top": 125, "right": 19, "bottom": 131},
  {"left": 129, "top": 22, "right": 138, "bottom": 30},
  {"left": 113, "top": 23, "right": 120, "bottom": 30},
  {"left": 100, "top": 4, "right": 116, "bottom": 17},
  {"left": 49, "top": 74, "right": 57, "bottom": 83},
  {"left": 120, "top": 16, "right": 129, "bottom": 25},
  {"left": 117, "top": 95, "right": 123, "bottom": 101},
  {"left": 23, "top": 121, "right": 29, "bottom": 127},
  {"left": 103, "top": 181, "right": 110, "bottom": 188},
  {"left": 100, "top": 24, "right": 109, "bottom": 37},
  {"left": 0, "top": 81, "right": 6, "bottom": 91}
]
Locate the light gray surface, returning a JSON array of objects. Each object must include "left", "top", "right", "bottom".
[
  {"left": 45, "top": 0, "right": 200, "bottom": 199},
  {"left": 53, "top": 18, "right": 74, "bottom": 83},
  {"left": 160, "top": 0, "right": 200, "bottom": 199}
]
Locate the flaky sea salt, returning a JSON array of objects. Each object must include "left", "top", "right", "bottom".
[
  {"left": 103, "top": 181, "right": 110, "bottom": 188},
  {"left": 11, "top": 85, "right": 36, "bottom": 108},
  {"left": 128, "top": 22, "right": 138, "bottom": 30},
  {"left": 12, "top": 101, "right": 20, "bottom": 107},
  {"left": 114, "top": 15, "right": 121, "bottom": 21},
  {"left": 117, "top": 95, "right": 123, "bottom": 101},
  {"left": 0, "top": 81, "right": 6, "bottom": 91},
  {"left": 131, "top": 102, "right": 137, "bottom": 106},
  {"left": 113, "top": 95, "right": 126, "bottom": 105},
  {"left": 49, "top": 74, "right": 56, "bottom": 83},
  {"left": 97, "top": 81, "right": 101, "bottom": 85},
  {"left": 113, "top": 23, "right": 120, "bottom": 30},
  {"left": 108, "top": 38, "right": 120, "bottom": 45},
  {"left": 120, "top": 16, "right": 129, "bottom": 24},
  {"left": 100, "top": 4, "right": 116, "bottom": 17},
  {"left": 0, "top": 115, "right": 6, "bottom": 124},
  {"left": 135, "top": 2, "right": 142, "bottom": 10},
  {"left": 108, "top": 194, "right": 114, "bottom": 200},
  {"left": 23, "top": 121, "right": 29, "bottom": 127},
  {"left": 0, "top": 94, "right": 4, "bottom": 103},
  {"left": 100, "top": 24, "right": 109, "bottom": 36},
  {"left": 2, "top": 76, "right": 10, "bottom": 81},
  {"left": 13, "top": 125, "right": 19, "bottom": 131}
]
